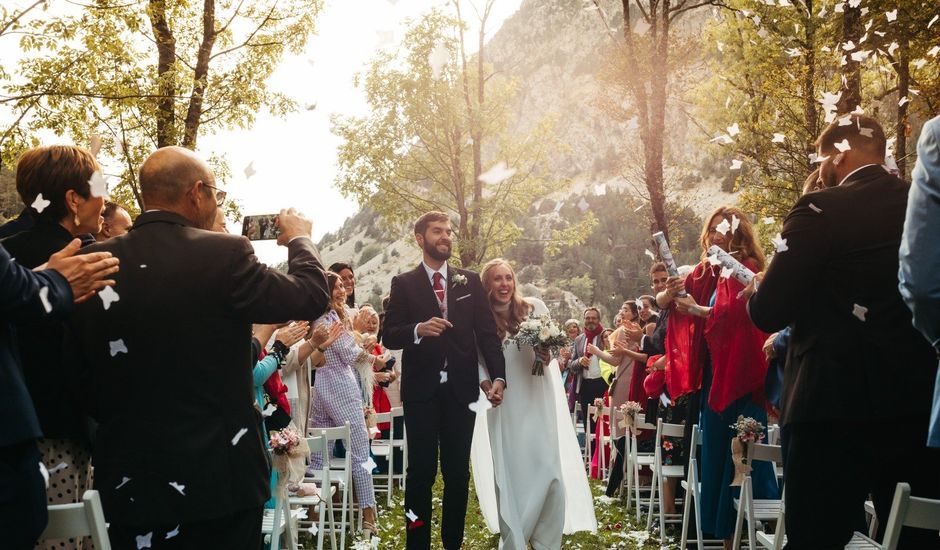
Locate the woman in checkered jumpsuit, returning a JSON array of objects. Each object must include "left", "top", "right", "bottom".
[{"left": 310, "top": 272, "right": 379, "bottom": 533}]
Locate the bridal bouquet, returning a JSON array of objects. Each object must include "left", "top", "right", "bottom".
[
  {"left": 515, "top": 314, "right": 569, "bottom": 375},
  {"left": 269, "top": 425, "right": 307, "bottom": 489},
  {"left": 729, "top": 415, "right": 765, "bottom": 486}
]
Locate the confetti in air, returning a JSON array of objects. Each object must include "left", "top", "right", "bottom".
[
  {"left": 38, "top": 286, "right": 52, "bottom": 314},
  {"left": 428, "top": 43, "right": 449, "bottom": 79},
  {"left": 89, "top": 171, "right": 109, "bottom": 198},
  {"left": 852, "top": 304, "right": 868, "bottom": 322},
  {"left": 729, "top": 159, "right": 743, "bottom": 170},
  {"left": 168, "top": 481, "right": 186, "bottom": 495},
  {"left": 99, "top": 286, "right": 120, "bottom": 310},
  {"left": 231, "top": 428, "right": 248, "bottom": 446},
  {"left": 115, "top": 476, "right": 131, "bottom": 489},
  {"left": 833, "top": 139, "right": 852, "bottom": 152},
  {"left": 439, "top": 370, "right": 448, "bottom": 383},
  {"left": 31, "top": 193, "right": 51, "bottom": 214},
  {"left": 109, "top": 339, "right": 128, "bottom": 357},
  {"left": 244, "top": 161, "right": 256, "bottom": 179},
  {"left": 772, "top": 234, "right": 789, "bottom": 253},
  {"left": 478, "top": 162, "right": 517, "bottom": 185},
  {"left": 165, "top": 526, "right": 180, "bottom": 540},
  {"left": 136, "top": 532, "right": 153, "bottom": 549}
]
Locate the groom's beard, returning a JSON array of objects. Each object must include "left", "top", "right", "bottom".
[{"left": 424, "top": 240, "right": 452, "bottom": 262}]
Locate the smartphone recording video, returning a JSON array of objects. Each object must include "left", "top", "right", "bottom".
[{"left": 242, "top": 214, "right": 281, "bottom": 240}]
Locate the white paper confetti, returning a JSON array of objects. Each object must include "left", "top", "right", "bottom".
[
  {"left": 720, "top": 266, "right": 734, "bottom": 279},
  {"left": 89, "top": 171, "right": 109, "bottom": 198},
  {"left": 478, "top": 162, "right": 516, "bottom": 185},
  {"left": 405, "top": 509, "right": 418, "bottom": 522},
  {"left": 785, "top": 47, "right": 801, "bottom": 58},
  {"left": 716, "top": 218, "right": 731, "bottom": 235},
  {"left": 244, "top": 161, "right": 256, "bottom": 179},
  {"left": 39, "top": 462, "right": 49, "bottom": 488},
  {"left": 834, "top": 139, "right": 852, "bottom": 152},
  {"left": 772, "top": 234, "right": 789, "bottom": 253},
  {"left": 887, "top": 42, "right": 900, "bottom": 56},
  {"left": 729, "top": 159, "right": 743, "bottom": 170},
  {"left": 165, "top": 526, "right": 180, "bottom": 540},
  {"left": 361, "top": 457, "right": 378, "bottom": 473},
  {"left": 168, "top": 481, "right": 186, "bottom": 495},
  {"left": 644, "top": 249, "right": 656, "bottom": 261},
  {"left": 48, "top": 462, "right": 69, "bottom": 474},
  {"left": 899, "top": 96, "right": 910, "bottom": 107},
  {"left": 115, "top": 476, "right": 131, "bottom": 489},
  {"left": 468, "top": 393, "right": 493, "bottom": 413},
  {"left": 38, "top": 286, "right": 52, "bottom": 314},
  {"left": 439, "top": 370, "right": 448, "bottom": 383},
  {"left": 886, "top": 9, "right": 897, "bottom": 22},
  {"left": 89, "top": 134, "right": 103, "bottom": 156},
  {"left": 109, "top": 339, "right": 128, "bottom": 357},
  {"left": 262, "top": 404, "right": 277, "bottom": 417},
  {"left": 762, "top": 217, "right": 775, "bottom": 225},
  {"left": 307, "top": 524, "right": 318, "bottom": 536},
  {"left": 731, "top": 214, "right": 741, "bottom": 234},
  {"left": 709, "top": 134, "right": 734, "bottom": 145},
  {"left": 772, "top": 133, "right": 786, "bottom": 143},
  {"left": 842, "top": 41, "right": 856, "bottom": 51},
  {"left": 808, "top": 203, "right": 823, "bottom": 213},
  {"left": 707, "top": 254, "right": 722, "bottom": 266},
  {"left": 838, "top": 116, "right": 853, "bottom": 126},
  {"left": 928, "top": 46, "right": 940, "bottom": 58},
  {"left": 852, "top": 304, "right": 868, "bottom": 321},
  {"left": 913, "top": 58, "right": 928, "bottom": 70},
  {"left": 136, "top": 532, "right": 153, "bottom": 549},
  {"left": 727, "top": 122, "right": 740, "bottom": 136},
  {"left": 99, "top": 286, "right": 119, "bottom": 310},
  {"left": 929, "top": 15, "right": 939, "bottom": 29},
  {"left": 850, "top": 50, "right": 870, "bottom": 62},
  {"left": 834, "top": 2, "right": 844, "bottom": 12},
  {"left": 231, "top": 428, "right": 248, "bottom": 446},
  {"left": 848, "top": 0, "right": 861, "bottom": 8},
  {"left": 859, "top": 127, "right": 874, "bottom": 138},
  {"left": 31, "top": 193, "right": 51, "bottom": 214},
  {"left": 428, "top": 43, "right": 449, "bottom": 79}
]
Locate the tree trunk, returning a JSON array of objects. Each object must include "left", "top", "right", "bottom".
[
  {"left": 896, "top": 38, "right": 910, "bottom": 176},
  {"left": 647, "top": 0, "right": 669, "bottom": 240},
  {"left": 836, "top": 5, "right": 862, "bottom": 114},
  {"left": 182, "top": 0, "right": 216, "bottom": 149},
  {"left": 802, "top": 0, "right": 818, "bottom": 172},
  {"left": 148, "top": 0, "right": 178, "bottom": 147}
]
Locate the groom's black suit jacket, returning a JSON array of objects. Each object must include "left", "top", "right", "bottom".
[
  {"left": 67, "top": 211, "right": 330, "bottom": 527},
  {"left": 383, "top": 263, "right": 505, "bottom": 405}
]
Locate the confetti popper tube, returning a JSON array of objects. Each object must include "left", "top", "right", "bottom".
[
  {"left": 707, "top": 245, "right": 756, "bottom": 286},
  {"left": 652, "top": 231, "right": 687, "bottom": 297}
]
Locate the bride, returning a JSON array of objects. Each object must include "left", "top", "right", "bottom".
[{"left": 470, "top": 258, "right": 597, "bottom": 549}]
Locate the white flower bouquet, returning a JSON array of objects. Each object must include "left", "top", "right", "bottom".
[{"left": 514, "top": 314, "right": 569, "bottom": 375}]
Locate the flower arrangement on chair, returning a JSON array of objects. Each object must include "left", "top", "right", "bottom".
[{"left": 729, "top": 415, "right": 766, "bottom": 486}]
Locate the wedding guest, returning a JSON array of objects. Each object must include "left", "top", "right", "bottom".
[
  {"left": 356, "top": 306, "right": 397, "bottom": 433},
  {"left": 568, "top": 308, "right": 609, "bottom": 436},
  {"left": 66, "top": 146, "right": 330, "bottom": 550},
  {"left": 0, "top": 240, "right": 118, "bottom": 549},
  {"left": 1, "top": 145, "right": 106, "bottom": 549},
  {"left": 310, "top": 272, "right": 381, "bottom": 538},
  {"left": 663, "top": 206, "right": 776, "bottom": 548},
  {"left": 329, "top": 261, "right": 357, "bottom": 310},
  {"left": 747, "top": 115, "right": 939, "bottom": 548},
  {"left": 211, "top": 207, "right": 228, "bottom": 233},
  {"left": 899, "top": 114, "right": 940, "bottom": 449},
  {"left": 93, "top": 201, "right": 133, "bottom": 241}
]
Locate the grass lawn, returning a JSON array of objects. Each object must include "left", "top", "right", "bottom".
[{"left": 300, "top": 472, "right": 678, "bottom": 549}]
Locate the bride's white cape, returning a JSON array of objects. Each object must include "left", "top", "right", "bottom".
[{"left": 471, "top": 297, "right": 597, "bottom": 549}]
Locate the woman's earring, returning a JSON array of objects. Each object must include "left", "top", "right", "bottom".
[{"left": 74, "top": 212, "right": 81, "bottom": 227}]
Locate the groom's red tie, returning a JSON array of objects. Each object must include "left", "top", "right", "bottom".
[{"left": 432, "top": 272, "right": 445, "bottom": 303}]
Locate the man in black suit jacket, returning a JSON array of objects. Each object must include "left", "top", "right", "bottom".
[
  {"left": 383, "top": 212, "right": 506, "bottom": 550},
  {"left": 67, "top": 146, "right": 330, "bottom": 550},
  {"left": 1, "top": 239, "right": 118, "bottom": 549},
  {"left": 747, "top": 115, "right": 939, "bottom": 549}
]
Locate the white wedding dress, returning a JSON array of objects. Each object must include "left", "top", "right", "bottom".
[{"left": 471, "top": 297, "right": 597, "bottom": 549}]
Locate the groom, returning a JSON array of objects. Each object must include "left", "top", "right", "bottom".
[{"left": 383, "top": 211, "right": 507, "bottom": 550}]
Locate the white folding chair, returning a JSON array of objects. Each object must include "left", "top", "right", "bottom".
[
  {"left": 680, "top": 424, "right": 724, "bottom": 550},
  {"left": 880, "top": 482, "right": 940, "bottom": 549},
  {"left": 732, "top": 443, "right": 783, "bottom": 550},
  {"left": 753, "top": 487, "right": 883, "bottom": 549},
  {"left": 291, "top": 435, "right": 337, "bottom": 550},
  {"left": 262, "top": 479, "right": 299, "bottom": 550},
  {"left": 626, "top": 413, "right": 656, "bottom": 522},
  {"left": 586, "top": 405, "right": 610, "bottom": 480},
  {"left": 647, "top": 419, "right": 687, "bottom": 535},
  {"left": 41, "top": 490, "right": 111, "bottom": 550},
  {"left": 306, "top": 422, "right": 353, "bottom": 549},
  {"left": 371, "top": 411, "right": 395, "bottom": 506}
]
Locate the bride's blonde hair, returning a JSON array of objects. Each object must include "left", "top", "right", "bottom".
[{"left": 480, "top": 258, "right": 531, "bottom": 340}]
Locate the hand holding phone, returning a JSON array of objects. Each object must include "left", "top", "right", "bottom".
[{"left": 241, "top": 214, "right": 281, "bottom": 240}]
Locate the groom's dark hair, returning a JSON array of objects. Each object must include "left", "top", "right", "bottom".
[{"left": 414, "top": 211, "right": 450, "bottom": 236}]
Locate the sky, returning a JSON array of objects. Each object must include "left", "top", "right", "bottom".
[{"left": 2, "top": 0, "right": 524, "bottom": 264}]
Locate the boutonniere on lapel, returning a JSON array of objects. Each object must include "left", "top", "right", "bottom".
[{"left": 451, "top": 273, "right": 468, "bottom": 287}]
